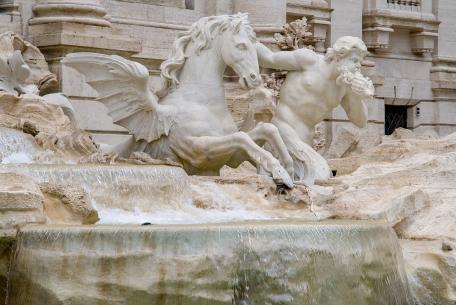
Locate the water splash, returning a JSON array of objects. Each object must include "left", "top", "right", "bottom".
[
  {"left": 0, "top": 163, "right": 287, "bottom": 225},
  {"left": 97, "top": 203, "right": 271, "bottom": 225},
  {"left": 0, "top": 164, "right": 192, "bottom": 221},
  {"left": 0, "top": 127, "right": 40, "bottom": 163}
]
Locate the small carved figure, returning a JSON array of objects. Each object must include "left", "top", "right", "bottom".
[
  {"left": 256, "top": 36, "right": 374, "bottom": 181},
  {"left": 0, "top": 32, "right": 102, "bottom": 162},
  {"left": 273, "top": 17, "right": 314, "bottom": 51},
  {"left": 0, "top": 32, "right": 77, "bottom": 125},
  {"left": 64, "top": 14, "right": 295, "bottom": 187}
]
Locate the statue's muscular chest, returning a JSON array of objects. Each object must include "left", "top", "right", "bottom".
[{"left": 281, "top": 70, "right": 345, "bottom": 112}]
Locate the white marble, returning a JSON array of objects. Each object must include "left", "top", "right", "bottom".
[
  {"left": 63, "top": 14, "right": 295, "bottom": 187},
  {"left": 256, "top": 36, "right": 374, "bottom": 181}
]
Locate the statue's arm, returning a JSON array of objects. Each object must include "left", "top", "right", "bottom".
[
  {"left": 340, "top": 93, "right": 369, "bottom": 128},
  {"left": 255, "top": 42, "right": 316, "bottom": 71}
]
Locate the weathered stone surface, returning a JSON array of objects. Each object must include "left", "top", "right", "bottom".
[
  {"left": 0, "top": 172, "right": 45, "bottom": 229},
  {"left": 401, "top": 240, "right": 456, "bottom": 305},
  {"left": 8, "top": 222, "right": 412, "bottom": 305},
  {"left": 324, "top": 124, "right": 360, "bottom": 159},
  {"left": 39, "top": 183, "right": 99, "bottom": 225},
  {"left": 0, "top": 92, "right": 100, "bottom": 162},
  {"left": 313, "top": 131, "right": 456, "bottom": 305},
  {"left": 318, "top": 137, "right": 456, "bottom": 241},
  {"left": 0, "top": 163, "right": 192, "bottom": 224},
  {"left": 191, "top": 165, "right": 315, "bottom": 222},
  {"left": 0, "top": 171, "right": 101, "bottom": 227},
  {"left": 0, "top": 231, "right": 15, "bottom": 305},
  {"left": 329, "top": 130, "right": 456, "bottom": 176}
]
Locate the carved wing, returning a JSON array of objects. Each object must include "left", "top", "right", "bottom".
[{"left": 62, "top": 52, "right": 174, "bottom": 142}]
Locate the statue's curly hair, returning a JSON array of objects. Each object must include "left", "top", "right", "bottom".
[{"left": 325, "top": 36, "right": 368, "bottom": 62}]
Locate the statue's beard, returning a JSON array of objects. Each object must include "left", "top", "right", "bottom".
[
  {"left": 335, "top": 66, "right": 374, "bottom": 98},
  {"left": 335, "top": 65, "right": 360, "bottom": 86}
]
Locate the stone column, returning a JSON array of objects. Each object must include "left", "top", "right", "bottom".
[
  {"left": 30, "top": 0, "right": 111, "bottom": 27},
  {"left": 27, "top": 0, "right": 141, "bottom": 141},
  {"left": 328, "top": 0, "right": 363, "bottom": 42},
  {"left": 0, "top": 0, "right": 21, "bottom": 33},
  {"left": 27, "top": 0, "right": 141, "bottom": 76},
  {"left": 28, "top": 0, "right": 140, "bottom": 56},
  {"left": 200, "top": 0, "right": 233, "bottom": 15},
  {"left": 429, "top": 0, "right": 456, "bottom": 136},
  {"left": 232, "top": 0, "right": 286, "bottom": 43}
]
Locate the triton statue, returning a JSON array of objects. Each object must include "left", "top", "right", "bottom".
[{"left": 256, "top": 36, "right": 375, "bottom": 181}]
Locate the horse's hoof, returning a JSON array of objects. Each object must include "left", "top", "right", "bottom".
[{"left": 272, "top": 167, "right": 294, "bottom": 189}]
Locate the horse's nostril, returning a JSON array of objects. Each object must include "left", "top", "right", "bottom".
[{"left": 250, "top": 73, "right": 257, "bottom": 80}]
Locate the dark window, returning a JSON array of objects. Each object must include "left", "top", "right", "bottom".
[
  {"left": 185, "top": 0, "right": 194, "bottom": 9},
  {"left": 385, "top": 105, "right": 408, "bottom": 135}
]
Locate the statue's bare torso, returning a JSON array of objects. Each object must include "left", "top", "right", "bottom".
[
  {"left": 277, "top": 58, "right": 347, "bottom": 143},
  {"left": 255, "top": 37, "right": 374, "bottom": 181}
]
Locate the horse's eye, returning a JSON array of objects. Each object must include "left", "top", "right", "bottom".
[{"left": 236, "top": 43, "right": 247, "bottom": 50}]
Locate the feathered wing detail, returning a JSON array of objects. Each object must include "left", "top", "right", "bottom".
[{"left": 62, "top": 52, "right": 174, "bottom": 142}]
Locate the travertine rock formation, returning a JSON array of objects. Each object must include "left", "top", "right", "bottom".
[
  {"left": 402, "top": 240, "right": 455, "bottom": 305},
  {"left": 191, "top": 165, "right": 314, "bottom": 222},
  {"left": 39, "top": 183, "right": 99, "bottom": 225},
  {"left": 0, "top": 92, "right": 101, "bottom": 162},
  {"left": 312, "top": 130, "right": 456, "bottom": 305},
  {"left": 0, "top": 172, "right": 45, "bottom": 229},
  {"left": 0, "top": 172, "right": 98, "bottom": 228}
]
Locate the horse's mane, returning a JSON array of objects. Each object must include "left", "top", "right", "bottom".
[{"left": 155, "top": 13, "right": 256, "bottom": 97}]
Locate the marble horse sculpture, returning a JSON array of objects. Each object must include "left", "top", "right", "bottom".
[
  {"left": 63, "top": 14, "right": 295, "bottom": 187},
  {"left": 256, "top": 36, "right": 375, "bottom": 181}
]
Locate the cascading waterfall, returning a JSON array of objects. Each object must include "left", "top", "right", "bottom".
[
  {"left": 0, "top": 164, "right": 198, "bottom": 223},
  {"left": 0, "top": 127, "right": 41, "bottom": 164},
  {"left": 0, "top": 163, "right": 280, "bottom": 224},
  {"left": 8, "top": 221, "right": 413, "bottom": 305}
]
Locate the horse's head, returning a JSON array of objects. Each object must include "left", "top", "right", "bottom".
[
  {"left": 219, "top": 16, "right": 261, "bottom": 89},
  {"left": 157, "top": 13, "right": 261, "bottom": 96}
]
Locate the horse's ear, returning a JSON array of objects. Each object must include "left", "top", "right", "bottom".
[
  {"left": 233, "top": 20, "right": 242, "bottom": 33},
  {"left": 236, "top": 12, "right": 249, "bottom": 20}
]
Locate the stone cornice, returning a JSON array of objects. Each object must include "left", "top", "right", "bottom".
[
  {"left": 363, "top": 9, "right": 440, "bottom": 32},
  {"left": 362, "top": 8, "right": 440, "bottom": 54},
  {"left": 286, "top": 1, "right": 333, "bottom": 19}
]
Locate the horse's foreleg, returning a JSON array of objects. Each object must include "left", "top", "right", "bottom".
[
  {"left": 173, "top": 132, "right": 293, "bottom": 188},
  {"left": 247, "top": 122, "right": 294, "bottom": 177}
]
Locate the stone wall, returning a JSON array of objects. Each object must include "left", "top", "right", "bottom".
[{"left": 0, "top": 0, "right": 455, "bottom": 155}]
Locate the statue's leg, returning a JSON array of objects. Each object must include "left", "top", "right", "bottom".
[
  {"left": 246, "top": 122, "right": 294, "bottom": 177},
  {"left": 172, "top": 132, "right": 293, "bottom": 188},
  {"left": 272, "top": 119, "right": 331, "bottom": 184}
]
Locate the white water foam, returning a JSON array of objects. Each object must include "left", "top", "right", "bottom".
[
  {"left": 1, "top": 152, "right": 34, "bottom": 164},
  {"left": 95, "top": 180, "right": 272, "bottom": 225},
  {"left": 95, "top": 205, "right": 271, "bottom": 225}
]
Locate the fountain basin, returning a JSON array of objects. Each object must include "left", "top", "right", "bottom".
[{"left": 8, "top": 221, "right": 412, "bottom": 305}]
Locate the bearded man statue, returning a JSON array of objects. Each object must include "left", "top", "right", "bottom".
[{"left": 255, "top": 36, "right": 374, "bottom": 182}]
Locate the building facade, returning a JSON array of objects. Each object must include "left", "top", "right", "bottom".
[{"left": 0, "top": 0, "right": 455, "bottom": 156}]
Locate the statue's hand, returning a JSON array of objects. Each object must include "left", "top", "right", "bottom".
[{"left": 349, "top": 73, "right": 374, "bottom": 100}]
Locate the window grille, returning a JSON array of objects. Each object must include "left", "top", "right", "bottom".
[{"left": 385, "top": 105, "right": 409, "bottom": 135}]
